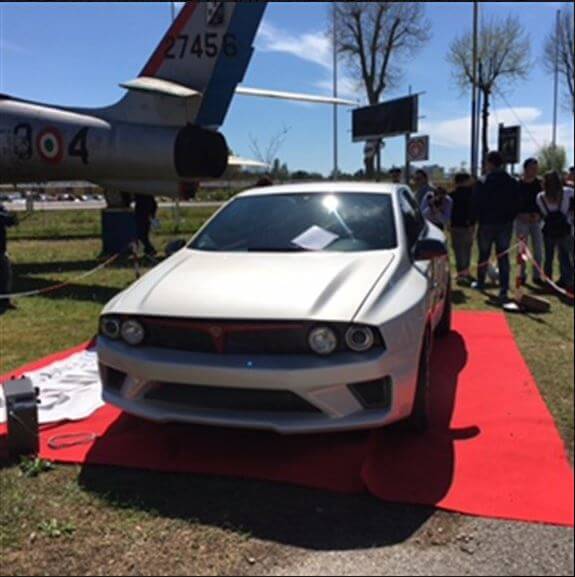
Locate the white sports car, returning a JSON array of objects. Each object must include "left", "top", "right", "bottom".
[{"left": 98, "top": 183, "right": 451, "bottom": 434}]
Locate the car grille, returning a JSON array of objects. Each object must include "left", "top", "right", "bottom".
[
  {"left": 142, "top": 318, "right": 315, "bottom": 355},
  {"left": 144, "top": 382, "right": 322, "bottom": 414}
]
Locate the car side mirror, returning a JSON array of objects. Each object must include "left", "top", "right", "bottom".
[{"left": 413, "top": 238, "right": 448, "bottom": 262}]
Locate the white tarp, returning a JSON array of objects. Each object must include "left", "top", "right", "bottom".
[{"left": 0, "top": 348, "right": 104, "bottom": 426}]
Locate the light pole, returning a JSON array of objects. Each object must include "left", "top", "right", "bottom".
[
  {"left": 333, "top": 3, "right": 339, "bottom": 181},
  {"left": 552, "top": 9, "right": 561, "bottom": 148},
  {"left": 471, "top": 1, "right": 480, "bottom": 178}
]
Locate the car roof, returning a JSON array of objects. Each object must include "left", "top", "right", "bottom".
[{"left": 237, "top": 181, "right": 404, "bottom": 198}]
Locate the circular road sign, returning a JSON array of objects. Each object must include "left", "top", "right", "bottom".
[{"left": 408, "top": 136, "right": 429, "bottom": 163}]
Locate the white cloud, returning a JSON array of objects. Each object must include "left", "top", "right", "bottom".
[
  {"left": 257, "top": 21, "right": 363, "bottom": 102},
  {"left": 257, "top": 21, "right": 332, "bottom": 70},
  {"left": 421, "top": 107, "right": 574, "bottom": 158}
]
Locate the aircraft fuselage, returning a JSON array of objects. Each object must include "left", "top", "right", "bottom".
[{"left": 0, "top": 97, "right": 228, "bottom": 192}]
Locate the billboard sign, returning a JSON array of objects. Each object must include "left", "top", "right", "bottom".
[
  {"left": 353, "top": 95, "right": 419, "bottom": 142},
  {"left": 499, "top": 125, "right": 521, "bottom": 165}
]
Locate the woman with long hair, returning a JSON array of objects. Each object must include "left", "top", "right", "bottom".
[{"left": 536, "top": 171, "right": 574, "bottom": 291}]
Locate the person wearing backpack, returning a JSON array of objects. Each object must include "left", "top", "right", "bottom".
[{"left": 537, "top": 171, "right": 574, "bottom": 292}]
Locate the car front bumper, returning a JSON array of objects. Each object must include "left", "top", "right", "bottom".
[{"left": 97, "top": 336, "right": 421, "bottom": 434}]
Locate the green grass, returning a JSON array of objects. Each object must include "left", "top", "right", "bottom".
[
  {"left": 9, "top": 206, "right": 218, "bottom": 241},
  {"left": 0, "top": 222, "right": 573, "bottom": 575}
]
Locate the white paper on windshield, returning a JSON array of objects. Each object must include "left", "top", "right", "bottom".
[{"left": 292, "top": 226, "right": 339, "bottom": 251}]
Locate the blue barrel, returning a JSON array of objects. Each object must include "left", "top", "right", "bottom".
[{"left": 101, "top": 210, "right": 137, "bottom": 255}]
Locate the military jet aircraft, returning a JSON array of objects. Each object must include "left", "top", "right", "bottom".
[{"left": 0, "top": 1, "right": 353, "bottom": 199}]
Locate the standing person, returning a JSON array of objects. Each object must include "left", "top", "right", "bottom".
[
  {"left": 537, "top": 171, "right": 574, "bottom": 292},
  {"left": 0, "top": 203, "right": 18, "bottom": 312},
  {"left": 389, "top": 168, "right": 402, "bottom": 184},
  {"left": 450, "top": 172, "right": 476, "bottom": 284},
  {"left": 472, "top": 151, "right": 521, "bottom": 304},
  {"left": 421, "top": 186, "right": 453, "bottom": 231},
  {"left": 134, "top": 194, "right": 158, "bottom": 257},
  {"left": 255, "top": 175, "right": 274, "bottom": 188},
  {"left": 413, "top": 169, "right": 436, "bottom": 206},
  {"left": 516, "top": 158, "right": 544, "bottom": 286}
]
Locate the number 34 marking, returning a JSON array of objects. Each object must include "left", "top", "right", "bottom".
[{"left": 165, "top": 33, "right": 238, "bottom": 59}]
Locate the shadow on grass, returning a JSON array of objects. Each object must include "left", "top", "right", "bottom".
[
  {"left": 10, "top": 277, "right": 123, "bottom": 305},
  {"left": 15, "top": 260, "right": 108, "bottom": 275},
  {"left": 451, "top": 289, "right": 469, "bottom": 305},
  {"left": 78, "top": 468, "right": 434, "bottom": 551}
]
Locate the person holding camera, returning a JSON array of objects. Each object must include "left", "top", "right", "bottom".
[
  {"left": 450, "top": 172, "right": 476, "bottom": 284},
  {"left": 421, "top": 186, "right": 453, "bottom": 232},
  {"left": 0, "top": 203, "right": 18, "bottom": 312},
  {"left": 472, "top": 151, "right": 522, "bottom": 304},
  {"left": 537, "top": 171, "right": 574, "bottom": 292}
]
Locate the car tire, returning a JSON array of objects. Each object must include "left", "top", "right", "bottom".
[
  {"left": 435, "top": 278, "right": 452, "bottom": 338},
  {"left": 405, "top": 329, "right": 432, "bottom": 434}
]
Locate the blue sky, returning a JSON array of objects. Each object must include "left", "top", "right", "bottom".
[{"left": 1, "top": 1, "right": 573, "bottom": 176}]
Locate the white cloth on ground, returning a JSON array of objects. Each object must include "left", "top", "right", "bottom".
[{"left": 0, "top": 348, "right": 104, "bottom": 426}]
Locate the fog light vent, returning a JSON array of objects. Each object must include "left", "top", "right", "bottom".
[{"left": 349, "top": 377, "right": 392, "bottom": 410}]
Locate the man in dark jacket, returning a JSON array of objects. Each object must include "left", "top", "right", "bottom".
[
  {"left": 0, "top": 203, "right": 18, "bottom": 311},
  {"left": 516, "top": 158, "right": 544, "bottom": 285},
  {"left": 473, "top": 151, "right": 521, "bottom": 302},
  {"left": 450, "top": 172, "right": 476, "bottom": 283},
  {"left": 134, "top": 194, "right": 158, "bottom": 256}
]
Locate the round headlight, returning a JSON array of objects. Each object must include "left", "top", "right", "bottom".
[
  {"left": 345, "top": 326, "right": 375, "bottom": 352},
  {"left": 121, "top": 320, "right": 145, "bottom": 346},
  {"left": 100, "top": 317, "right": 121, "bottom": 340},
  {"left": 308, "top": 326, "right": 338, "bottom": 356}
]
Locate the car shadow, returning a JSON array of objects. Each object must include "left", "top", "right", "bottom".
[
  {"left": 77, "top": 331, "right": 470, "bottom": 552},
  {"left": 362, "top": 330, "right": 474, "bottom": 506}
]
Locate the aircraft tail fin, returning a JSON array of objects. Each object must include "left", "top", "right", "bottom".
[{"left": 137, "top": 1, "right": 266, "bottom": 128}]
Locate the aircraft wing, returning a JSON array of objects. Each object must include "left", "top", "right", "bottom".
[
  {"left": 228, "top": 156, "right": 269, "bottom": 169},
  {"left": 236, "top": 87, "right": 356, "bottom": 106}
]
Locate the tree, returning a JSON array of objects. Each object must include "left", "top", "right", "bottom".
[
  {"left": 334, "top": 2, "right": 430, "bottom": 178},
  {"left": 448, "top": 15, "right": 531, "bottom": 167},
  {"left": 544, "top": 4, "right": 575, "bottom": 115},
  {"left": 249, "top": 125, "right": 291, "bottom": 169},
  {"left": 538, "top": 144, "right": 567, "bottom": 174}
]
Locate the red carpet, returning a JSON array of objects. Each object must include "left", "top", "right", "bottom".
[{"left": 1, "top": 312, "right": 573, "bottom": 527}]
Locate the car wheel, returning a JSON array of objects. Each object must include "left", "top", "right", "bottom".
[
  {"left": 435, "top": 278, "right": 452, "bottom": 338},
  {"left": 405, "top": 329, "right": 432, "bottom": 434}
]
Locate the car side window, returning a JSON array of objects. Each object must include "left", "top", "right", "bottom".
[{"left": 399, "top": 189, "right": 426, "bottom": 249}]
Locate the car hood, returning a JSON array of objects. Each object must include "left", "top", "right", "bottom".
[{"left": 105, "top": 249, "right": 397, "bottom": 323}]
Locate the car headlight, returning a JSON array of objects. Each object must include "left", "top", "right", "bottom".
[
  {"left": 100, "top": 317, "right": 121, "bottom": 340},
  {"left": 121, "top": 319, "right": 146, "bottom": 346},
  {"left": 345, "top": 326, "right": 375, "bottom": 353},
  {"left": 308, "top": 326, "right": 338, "bottom": 356}
]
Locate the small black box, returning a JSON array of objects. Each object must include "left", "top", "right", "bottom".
[{"left": 4, "top": 377, "right": 39, "bottom": 458}]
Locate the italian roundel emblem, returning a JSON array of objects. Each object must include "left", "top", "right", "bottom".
[{"left": 37, "top": 127, "right": 64, "bottom": 164}]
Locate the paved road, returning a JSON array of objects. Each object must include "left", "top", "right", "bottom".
[
  {"left": 257, "top": 513, "right": 574, "bottom": 577},
  {"left": 7, "top": 200, "right": 224, "bottom": 212}
]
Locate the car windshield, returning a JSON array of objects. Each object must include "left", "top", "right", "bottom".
[{"left": 190, "top": 193, "right": 397, "bottom": 253}]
